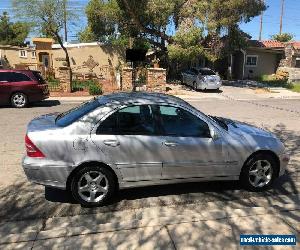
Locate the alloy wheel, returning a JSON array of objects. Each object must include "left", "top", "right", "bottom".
[
  {"left": 12, "top": 93, "right": 27, "bottom": 107},
  {"left": 248, "top": 160, "right": 273, "bottom": 188},
  {"left": 77, "top": 171, "right": 109, "bottom": 203}
]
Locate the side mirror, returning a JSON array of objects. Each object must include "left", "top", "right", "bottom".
[{"left": 210, "top": 128, "right": 220, "bottom": 140}]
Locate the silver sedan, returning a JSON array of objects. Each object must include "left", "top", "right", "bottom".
[
  {"left": 22, "top": 92, "right": 289, "bottom": 206},
  {"left": 181, "top": 68, "right": 222, "bottom": 90}
]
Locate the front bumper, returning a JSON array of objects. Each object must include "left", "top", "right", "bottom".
[
  {"left": 22, "top": 156, "right": 72, "bottom": 189},
  {"left": 279, "top": 153, "right": 290, "bottom": 176}
]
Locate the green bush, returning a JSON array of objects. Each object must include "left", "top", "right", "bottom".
[
  {"left": 72, "top": 79, "right": 99, "bottom": 92},
  {"left": 89, "top": 84, "right": 103, "bottom": 95},
  {"left": 256, "top": 74, "right": 290, "bottom": 88}
]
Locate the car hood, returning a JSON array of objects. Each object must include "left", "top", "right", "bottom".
[{"left": 217, "top": 117, "right": 276, "bottom": 138}]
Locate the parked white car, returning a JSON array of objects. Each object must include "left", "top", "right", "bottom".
[{"left": 181, "top": 68, "right": 222, "bottom": 90}]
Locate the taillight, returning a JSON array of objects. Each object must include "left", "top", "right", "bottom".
[{"left": 25, "top": 135, "right": 45, "bottom": 158}]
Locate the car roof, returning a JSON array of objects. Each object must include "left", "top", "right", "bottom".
[
  {"left": 97, "top": 92, "right": 189, "bottom": 106},
  {"left": 192, "top": 67, "right": 214, "bottom": 71}
]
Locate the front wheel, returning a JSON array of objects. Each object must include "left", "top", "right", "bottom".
[
  {"left": 71, "top": 165, "right": 116, "bottom": 206},
  {"left": 240, "top": 153, "right": 277, "bottom": 191},
  {"left": 11, "top": 92, "right": 28, "bottom": 108},
  {"left": 193, "top": 81, "right": 197, "bottom": 90}
]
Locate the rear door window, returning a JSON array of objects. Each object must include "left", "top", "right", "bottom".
[
  {"left": 0, "top": 72, "right": 31, "bottom": 82},
  {"left": 0, "top": 72, "right": 9, "bottom": 82},
  {"left": 97, "top": 105, "right": 156, "bottom": 135}
]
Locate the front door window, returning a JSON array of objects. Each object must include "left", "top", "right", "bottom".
[{"left": 158, "top": 105, "right": 211, "bottom": 138}]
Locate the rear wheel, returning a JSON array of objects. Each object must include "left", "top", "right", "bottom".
[
  {"left": 71, "top": 165, "right": 116, "bottom": 206},
  {"left": 240, "top": 153, "right": 277, "bottom": 191},
  {"left": 11, "top": 92, "right": 28, "bottom": 108}
]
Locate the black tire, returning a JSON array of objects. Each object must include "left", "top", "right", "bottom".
[
  {"left": 240, "top": 153, "right": 277, "bottom": 192},
  {"left": 71, "top": 165, "right": 116, "bottom": 206},
  {"left": 11, "top": 92, "right": 28, "bottom": 108}
]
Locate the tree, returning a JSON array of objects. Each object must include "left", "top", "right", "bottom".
[
  {"left": 0, "top": 12, "right": 30, "bottom": 46},
  {"left": 271, "top": 33, "right": 293, "bottom": 42},
  {"left": 82, "top": 0, "right": 266, "bottom": 63},
  {"left": 12, "top": 0, "right": 73, "bottom": 85}
]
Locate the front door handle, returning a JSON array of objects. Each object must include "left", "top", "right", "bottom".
[
  {"left": 164, "top": 141, "right": 178, "bottom": 147},
  {"left": 103, "top": 140, "right": 120, "bottom": 147}
]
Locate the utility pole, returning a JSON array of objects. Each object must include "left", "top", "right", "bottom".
[
  {"left": 279, "top": 0, "right": 285, "bottom": 34},
  {"left": 63, "top": 0, "right": 68, "bottom": 42},
  {"left": 259, "top": 11, "right": 263, "bottom": 40}
]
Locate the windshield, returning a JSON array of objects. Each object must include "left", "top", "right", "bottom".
[
  {"left": 56, "top": 98, "right": 101, "bottom": 127},
  {"left": 199, "top": 69, "right": 216, "bottom": 76}
]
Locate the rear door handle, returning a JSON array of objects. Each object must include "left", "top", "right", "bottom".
[
  {"left": 103, "top": 140, "right": 120, "bottom": 147},
  {"left": 164, "top": 141, "right": 178, "bottom": 147}
]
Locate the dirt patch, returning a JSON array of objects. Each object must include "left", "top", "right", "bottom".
[{"left": 254, "top": 88, "right": 271, "bottom": 94}]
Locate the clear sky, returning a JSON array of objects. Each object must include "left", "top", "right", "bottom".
[
  {"left": 240, "top": 0, "right": 300, "bottom": 41},
  {"left": 0, "top": 0, "right": 299, "bottom": 41}
]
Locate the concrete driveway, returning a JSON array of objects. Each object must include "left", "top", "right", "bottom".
[{"left": 0, "top": 88, "right": 299, "bottom": 248}]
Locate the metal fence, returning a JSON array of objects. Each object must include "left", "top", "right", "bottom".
[{"left": 47, "top": 80, "right": 62, "bottom": 92}]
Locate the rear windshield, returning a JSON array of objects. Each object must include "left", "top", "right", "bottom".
[
  {"left": 199, "top": 69, "right": 216, "bottom": 75},
  {"left": 56, "top": 98, "right": 101, "bottom": 127},
  {"left": 32, "top": 71, "right": 46, "bottom": 84}
]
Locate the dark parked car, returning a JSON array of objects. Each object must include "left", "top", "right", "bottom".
[{"left": 0, "top": 69, "right": 49, "bottom": 108}]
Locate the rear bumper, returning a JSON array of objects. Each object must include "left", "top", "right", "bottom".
[
  {"left": 22, "top": 156, "right": 72, "bottom": 189},
  {"left": 196, "top": 80, "right": 222, "bottom": 90}
]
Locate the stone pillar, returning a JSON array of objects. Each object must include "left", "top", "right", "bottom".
[
  {"left": 146, "top": 68, "right": 166, "bottom": 92},
  {"left": 121, "top": 67, "right": 133, "bottom": 91},
  {"left": 59, "top": 68, "right": 72, "bottom": 92}
]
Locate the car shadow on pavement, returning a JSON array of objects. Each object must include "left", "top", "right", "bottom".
[
  {"left": 198, "top": 89, "right": 223, "bottom": 93},
  {"left": 30, "top": 100, "right": 61, "bottom": 107},
  {"left": 0, "top": 100, "right": 61, "bottom": 108}
]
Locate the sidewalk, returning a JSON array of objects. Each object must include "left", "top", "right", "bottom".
[
  {"left": 1, "top": 194, "right": 299, "bottom": 249},
  {"left": 48, "top": 85, "right": 300, "bottom": 104}
]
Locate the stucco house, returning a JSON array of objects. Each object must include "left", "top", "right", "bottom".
[
  {"left": 0, "top": 44, "right": 37, "bottom": 70},
  {"left": 231, "top": 40, "right": 300, "bottom": 81},
  {"left": 0, "top": 38, "right": 125, "bottom": 79}
]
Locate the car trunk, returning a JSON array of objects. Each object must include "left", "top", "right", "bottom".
[{"left": 27, "top": 113, "right": 60, "bottom": 132}]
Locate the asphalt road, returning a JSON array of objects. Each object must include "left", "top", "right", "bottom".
[{"left": 0, "top": 95, "right": 299, "bottom": 222}]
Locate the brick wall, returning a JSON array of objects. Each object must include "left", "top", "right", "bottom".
[
  {"left": 121, "top": 67, "right": 166, "bottom": 91},
  {"left": 146, "top": 68, "right": 166, "bottom": 92},
  {"left": 121, "top": 67, "right": 133, "bottom": 91}
]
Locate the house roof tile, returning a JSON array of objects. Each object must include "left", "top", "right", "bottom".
[{"left": 249, "top": 40, "right": 284, "bottom": 48}]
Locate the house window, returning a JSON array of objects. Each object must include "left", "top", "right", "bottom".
[
  {"left": 19, "top": 50, "right": 27, "bottom": 58},
  {"left": 31, "top": 51, "right": 36, "bottom": 59},
  {"left": 296, "top": 58, "right": 300, "bottom": 68},
  {"left": 245, "top": 55, "right": 258, "bottom": 67}
]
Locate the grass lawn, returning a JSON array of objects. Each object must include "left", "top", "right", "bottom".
[
  {"left": 256, "top": 75, "right": 300, "bottom": 93},
  {"left": 289, "top": 83, "right": 300, "bottom": 93}
]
